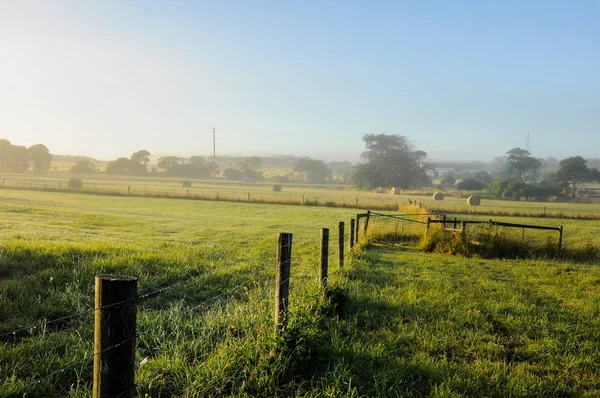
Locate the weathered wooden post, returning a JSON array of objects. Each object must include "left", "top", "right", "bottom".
[
  {"left": 355, "top": 215, "right": 360, "bottom": 244},
  {"left": 558, "top": 226, "right": 563, "bottom": 251},
  {"left": 320, "top": 228, "right": 329, "bottom": 289},
  {"left": 453, "top": 217, "right": 458, "bottom": 229},
  {"left": 426, "top": 217, "right": 431, "bottom": 235},
  {"left": 302, "top": 194, "right": 305, "bottom": 205},
  {"left": 127, "top": 185, "right": 131, "bottom": 195},
  {"left": 355, "top": 197, "right": 359, "bottom": 207},
  {"left": 275, "top": 233, "right": 292, "bottom": 332},
  {"left": 461, "top": 221, "right": 467, "bottom": 238},
  {"left": 442, "top": 214, "right": 447, "bottom": 228},
  {"left": 247, "top": 192, "right": 251, "bottom": 202},
  {"left": 338, "top": 222, "right": 345, "bottom": 268},
  {"left": 349, "top": 219, "right": 355, "bottom": 250},
  {"left": 363, "top": 210, "right": 371, "bottom": 238},
  {"left": 93, "top": 275, "right": 138, "bottom": 398}
]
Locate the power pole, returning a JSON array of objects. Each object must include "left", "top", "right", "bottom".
[
  {"left": 526, "top": 131, "right": 530, "bottom": 152},
  {"left": 213, "top": 126, "right": 216, "bottom": 179}
]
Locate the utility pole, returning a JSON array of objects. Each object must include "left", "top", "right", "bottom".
[
  {"left": 526, "top": 131, "right": 530, "bottom": 152},
  {"left": 213, "top": 126, "right": 216, "bottom": 179}
]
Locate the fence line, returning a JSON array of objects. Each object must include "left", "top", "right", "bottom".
[{"left": 2, "top": 218, "right": 360, "bottom": 397}]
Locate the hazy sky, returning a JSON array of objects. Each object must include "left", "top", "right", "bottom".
[{"left": 1, "top": 1, "right": 598, "bottom": 162}]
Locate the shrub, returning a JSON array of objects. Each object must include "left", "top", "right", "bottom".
[
  {"left": 68, "top": 178, "right": 83, "bottom": 190},
  {"left": 456, "top": 178, "right": 485, "bottom": 190},
  {"left": 272, "top": 185, "right": 282, "bottom": 192},
  {"left": 182, "top": 180, "right": 192, "bottom": 188}
]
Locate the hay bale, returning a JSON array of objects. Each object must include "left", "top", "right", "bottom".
[
  {"left": 453, "top": 191, "right": 462, "bottom": 198},
  {"left": 433, "top": 192, "right": 444, "bottom": 201},
  {"left": 467, "top": 195, "right": 481, "bottom": 206},
  {"left": 375, "top": 187, "right": 385, "bottom": 194},
  {"left": 272, "top": 184, "right": 282, "bottom": 192},
  {"left": 391, "top": 187, "right": 402, "bottom": 195},
  {"left": 68, "top": 178, "right": 83, "bottom": 190}
]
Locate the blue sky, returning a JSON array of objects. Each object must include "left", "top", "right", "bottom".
[{"left": 1, "top": 1, "right": 598, "bottom": 162}]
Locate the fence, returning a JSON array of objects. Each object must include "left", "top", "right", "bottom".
[
  {"left": 363, "top": 210, "right": 564, "bottom": 253},
  {"left": 0, "top": 215, "right": 366, "bottom": 397},
  {"left": 0, "top": 177, "right": 409, "bottom": 211}
]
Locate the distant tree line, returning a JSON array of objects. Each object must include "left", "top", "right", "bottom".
[{"left": 0, "top": 139, "right": 52, "bottom": 173}]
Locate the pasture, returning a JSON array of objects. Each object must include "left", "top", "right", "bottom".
[
  {"left": 1, "top": 189, "right": 600, "bottom": 396},
  {"left": 3, "top": 173, "right": 600, "bottom": 218}
]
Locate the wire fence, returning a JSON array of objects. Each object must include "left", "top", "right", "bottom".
[
  {"left": 0, "top": 220, "right": 357, "bottom": 397},
  {"left": 0, "top": 177, "right": 407, "bottom": 211},
  {"left": 363, "top": 210, "right": 565, "bottom": 255}
]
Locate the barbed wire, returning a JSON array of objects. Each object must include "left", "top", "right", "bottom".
[{"left": 0, "top": 333, "right": 138, "bottom": 398}]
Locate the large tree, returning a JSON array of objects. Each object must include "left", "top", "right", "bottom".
[
  {"left": 294, "top": 157, "right": 328, "bottom": 183},
  {"left": 105, "top": 157, "right": 132, "bottom": 174},
  {"left": 130, "top": 150, "right": 151, "bottom": 174},
  {"left": 557, "top": 156, "right": 589, "bottom": 199},
  {"left": 28, "top": 144, "right": 52, "bottom": 173},
  {"left": 505, "top": 148, "right": 541, "bottom": 181},
  {"left": 353, "top": 134, "right": 429, "bottom": 189}
]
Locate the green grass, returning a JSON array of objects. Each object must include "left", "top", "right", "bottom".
[
  {"left": 319, "top": 245, "right": 600, "bottom": 396},
  {"left": 0, "top": 190, "right": 354, "bottom": 397},
  {"left": 2, "top": 189, "right": 600, "bottom": 396}
]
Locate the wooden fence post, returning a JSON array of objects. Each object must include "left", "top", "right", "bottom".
[
  {"left": 355, "top": 215, "right": 360, "bottom": 244},
  {"left": 93, "top": 275, "right": 137, "bottom": 398},
  {"left": 247, "top": 192, "right": 251, "bottom": 202},
  {"left": 363, "top": 210, "right": 371, "bottom": 237},
  {"left": 338, "top": 222, "right": 345, "bottom": 268},
  {"left": 58, "top": 181, "right": 61, "bottom": 190},
  {"left": 426, "top": 217, "right": 431, "bottom": 235},
  {"left": 442, "top": 214, "right": 446, "bottom": 228},
  {"left": 302, "top": 194, "right": 305, "bottom": 205},
  {"left": 558, "top": 226, "right": 563, "bottom": 251},
  {"left": 461, "top": 221, "right": 467, "bottom": 238},
  {"left": 127, "top": 185, "right": 131, "bottom": 195},
  {"left": 349, "top": 219, "right": 355, "bottom": 250},
  {"left": 355, "top": 197, "right": 358, "bottom": 207},
  {"left": 453, "top": 217, "right": 457, "bottom": 229},
  {"left": 275, "top": 233, "right": 292, "bottom": 332},
  {"left": 320, "top": 228, "right": 329, "bottom": 289}
]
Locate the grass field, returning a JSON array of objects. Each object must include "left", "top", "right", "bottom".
[
  {"left": 3, "top": 172, "right": 600, "bottom": 217},
  {"left": 2, "top": 189, "right": 600, "bottom": 396}
]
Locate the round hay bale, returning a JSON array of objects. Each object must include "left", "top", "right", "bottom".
[
  {"left": 375, "top": 187, "right": 385, "bottom": 194},
  {"left": 432, "top": 192, "right": 444, "bottom": 201},
  {"left": 467, "top": 195, "right": 481, "bottom": 206},
  {"left": 68, "top": 178, "right": 83, "bottom": 190},
  {"left": 453, "top": 191, "right": 462, "bottom": 198},
  {"left": 391, "top": 187, "right": 401, "bottom": 195}
]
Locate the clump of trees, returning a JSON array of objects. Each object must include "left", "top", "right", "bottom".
[
  {"left": 353, "top": 134, "right": 430, "bottom": 189},
  {"left": 0, "top": 139, "right": 52, "bottom": 173},
  {"left": 223, "top": 157, "right": 264, "bottom": 181},
  {"left": 157, "top": 156, "right": 215, "bottom": 178},
  {"left": 106, "top": 150, "right": 152, "bottom": 175},
  {"left": 294, "top": 158, "right": 328, "bottom": 183}
]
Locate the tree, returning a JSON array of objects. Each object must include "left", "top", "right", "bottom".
[
  {"left": 557, "top": 156, "right": 589, "bottom": 199},
  {"left": 70, "top": 159, "right": 96, "bottom": 174},
  {"left": 238, "top": 156, "right": 263, "bottom": 171},
  {"left": 8, "top": 145, "right": 30, "bottom": 172},
  {"left": 505, "top": 148, "right": 541, "bottom": 181},
  {"left": 223, "top": 167, "right": 244, "bottom": 181},
  {"left": 472, "top": 170, "right": 493, "bottom": 185},
  {"left": 456, "top": 178, "right": 485, "bottom": 190},
  {"left": 294, "top": 157, "right": 328, "bottom": 183},
  {"left": 440, "top": 173, "right": 456, "bottom": 186},
  {"left": 157, "top": 156, "right": 184, "bottom": 171},
  {"left": 105, "top": 157, "right": 132, "bottom": 174},
  {"left": 353, "top": 134, "right": 429, "bottom": 189},
  {"left": 0, "top": 139, "right": 13, "bottom": 171},
  {"left": 130, "top": 150, "right": 150, "bottom": 174},
  {"left": 28, "top": 144, "right": 52, "bottom": 173}
]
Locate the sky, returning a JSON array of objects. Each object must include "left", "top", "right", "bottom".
[{"left": 0, "top": 1, "right": 598, "bottom": 162}]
